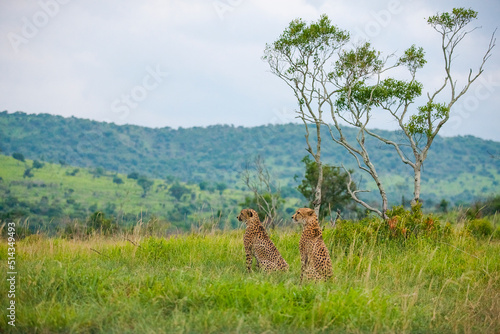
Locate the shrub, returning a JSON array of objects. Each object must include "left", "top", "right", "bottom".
[
  {"left": 12, "top": 152, "right": 25, "bottom": 162},
  {"left": 465, "top": 218, "right": 494, "bottom": 238},
  {"left": 23, "top": 168, "right": 34, "bottom": 178},
  {"left": 113, "top": 176, "right": 124, "bottom": 185},
  {"left": 32, "top": 160, "right": 44, "bottom": 169},
  {"left": 127, "top": 171, "right": 140, "bottom": 180},
  {"left": 86, "top": 211, "right": 117, "bottom": 235},
  {"left": 493, "top": 227, "right": 500, "bottom": 240},
  {"left": 466, "top": 195, "right": 500, "bottom": 219},
  {"left": 65, "top": 168, "right": 79, "bottom": 176},
  {"left": 384, "top": 203, "right": 446, "bottom": 240},
  {"left": 480, "top": 195, "right": 500, "bottom": 216}
]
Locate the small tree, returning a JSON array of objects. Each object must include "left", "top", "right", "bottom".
[
  {"left": 127, "top": 171, "right": 139, "bottom": 180},
  {"left": 32, "top": 160, "right": 44, "bottom": 169},
  {"left": 297, "top": 155, "right": 353, "bottom": 219},
  {"left": 137, "top": 176, "right": 154, "bottom": 198},
  {"left": 12, "top": 152, "right": 25, "bottom": 162},
  {"left": 92, "top": 167, "right": 105, "bottom": 178},
  {"left": 437, "top": 199, "right": 449, "bottom": 213},
  {"left": 169, "top": 183, "right": 191, "bottom": 201},
  {"left": 23, "top": 168, "right": 34, "bottom": 178},
  {"left": 241, "top": 156, "right": 284, "bottom": 227},
  {"left": 216, "top": 182, "right": 227, "bottom": 195},
  {"left": 87, "top": 211, "right": 117, "bottom": 235},
  {"left": 113, "top": 176, "right": 124, "bottom": 185}
]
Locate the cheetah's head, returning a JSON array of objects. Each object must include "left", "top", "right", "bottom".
[
  {"left": 237, "top": 208, "right": 259, "bottom": 225},
  {"left": 292, "top": 208, "right": 317, "bottom": 225}
]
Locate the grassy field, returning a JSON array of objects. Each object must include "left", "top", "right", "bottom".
[{"left": 1, "top": 221, "right": 499, "bottom": 333}]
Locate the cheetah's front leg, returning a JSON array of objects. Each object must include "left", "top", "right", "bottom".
[
  {"left": 300, "top": 253, "right": 308, "bottom": 283},
  {"left": 245, "top": 245, "right": 253, "bottom": 272}
]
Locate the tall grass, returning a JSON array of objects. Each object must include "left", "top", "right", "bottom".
[{"left": 0, "top": 222, "right": 499, "bottom": 333}]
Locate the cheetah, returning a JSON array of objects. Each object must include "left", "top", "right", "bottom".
[
  {"left": 237, "top": 208, "right": 289, "bottom": 272},
  {"left": 292, "top": 208, "right": 333, "bottom": 281}
]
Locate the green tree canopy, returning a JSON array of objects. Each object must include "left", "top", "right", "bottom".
[
  {"left": 12, "top": 152, "right": 25, "bottom": 162},
  {"left": 297, "top": 156, "right": 353, "bottom": 219},
  {"left": 169, "top": 183, "right": 191, "bottom": 201}
]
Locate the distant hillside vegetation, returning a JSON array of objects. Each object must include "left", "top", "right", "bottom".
[
  {"left": 1, "top": 111, "right": 499, "bottom": 205},
  {"left": 0, "top": 154, "right": 250, "bottom": 231}
]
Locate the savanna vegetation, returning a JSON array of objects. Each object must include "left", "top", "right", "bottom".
[
  {"left": 1, "top": 208, "right": 499, "bottom": 333},
  {"left": 0, "top": 154, "right": 248, "bottom": 233},
  {"left": 1, "top": 111, "right": 499, "bottom": 209}
]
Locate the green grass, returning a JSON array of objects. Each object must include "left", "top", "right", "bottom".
[{"left": 1, "top": 225, "right": 498, "bottom": 333}]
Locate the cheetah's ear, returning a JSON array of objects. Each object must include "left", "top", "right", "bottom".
[
  {"left": 248, "top": 210, "right": 253, "bottom": 217},
  {"left": 307, "top": 210, "right": 315, "bottom": 216}
]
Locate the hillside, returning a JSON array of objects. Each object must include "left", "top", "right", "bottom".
[
  {"left": 0, "top": 154, "right": 254, "bottom": 231},
  {"left": 1, "top": 111, "right": 499, "bottom": 206}
]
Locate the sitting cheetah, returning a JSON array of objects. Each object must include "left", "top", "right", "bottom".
[
  {"left": 292, "top": 208, "right": 333, "bottom": 281},
  {"left": 237, "top": 208, "right": 289, "bottom": 272}
]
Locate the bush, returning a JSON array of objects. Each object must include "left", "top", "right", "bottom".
[
  {"left": 328, "top": 217, "right": 384, "bottom": 246},
  {"left": 32, "top": 160, "right": 44, "bottom": 169},
  {"left": 127, "top": 171, "right": 139, "bottom": 180},
  {"left": 113, "top": 176, "right": 124, "bottom": 185},
  {"left": 66, "top": 168, "right": 79, "bottom": 176},
  {"left": 86, "top": 211, "right": 117, "bottom": 235},
  {"left": 384, "top": 204, "right": 448, "bottom": 240},
  {"left": 466, "top": 195, "right": 500, "bottom": 219},
  {"left": 169, "top": 183, "right": 191, "bottom": 201},
  {"left": 23, "top": 168, "right": 34, "bottom": 178},
  {"left": 481, "top": 195, "right": 500, "bottom": 216},
  {"left": 137, "top": 177, "right": 154, "bottom": 197},
  {"left": 12, "top": 152, "right": 25, "bottom": 162},
  {"left": 465, "top": 218, "right": 494, "bottom": 238},
  {"left": 493, "top": 227, "right": 500, "bottom": 240}
]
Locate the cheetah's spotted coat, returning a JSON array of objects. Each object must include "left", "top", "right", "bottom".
[
  {"left": 237, "top": 209, "right": 289, "bottom": 272},
  {"left": 292, "top": 208, "right": 333, "bottom": 281}
]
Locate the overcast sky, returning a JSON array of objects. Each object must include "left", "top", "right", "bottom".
[{"left": 1, "top": 0, "right": 499, "bottom": 141}]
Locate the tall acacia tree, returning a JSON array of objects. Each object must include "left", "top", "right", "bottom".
[{"left": 264, "top": 9, "right": 495, "bottom": 219}]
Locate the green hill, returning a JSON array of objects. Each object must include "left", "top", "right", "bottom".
[
  {"left": 1, "top": 111, "right": 499, "bottom": 208},
  {"left": 0, "top": 154, "right": 253, "bottom": 231}
]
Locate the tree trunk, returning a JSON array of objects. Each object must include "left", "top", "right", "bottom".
[
  {"left": 376, "top": 177, "right": 389, "bottom": 220},
  {"left": 313, "top": 122, "right": 323, "bottom": 217},
  {"left": 314, "top": 158, "right": 323, "bottom": 216},
  {"left": 412, "top": 161, "right": 422, "bottom": 206}
]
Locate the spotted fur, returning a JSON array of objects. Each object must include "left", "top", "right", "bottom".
[
  {"left": 292, "top": 208, "right": 333, "bottom": 281},
  {"left": 237, "top": 208, "right": 289, "bottom": 272}
]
